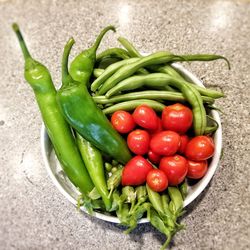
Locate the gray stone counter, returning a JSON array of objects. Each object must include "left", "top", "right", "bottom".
[{"left": 0, "top": 0, "right": 249, "bottom": 249}]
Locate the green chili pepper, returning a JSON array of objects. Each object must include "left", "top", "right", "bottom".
[
  {"left": 103, "top": 99, "right": 165, "bottom": 115},
  {"left": 91, "top": 58, "right": 139, "bottom": 92},
  {"left": 57, "top": 38, "right": 132, "bottom": 164},
  {"left": 76, "top": 133, "right": 111, "bottom": 211},
  {"left": 12, "top": 23, "right": 94, "bottom": 197},
  {"left": 69, "top": 25, "right": 115, "bottom": 84},
  {"left": 93, "top": 90, "right": 215, "bottom": 105}
]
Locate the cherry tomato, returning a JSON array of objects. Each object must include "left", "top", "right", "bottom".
[
  {"left": 148, "top": 150, "right": 161, "bottom": 164},
  {"left": 187, "top": 160, "right": 208, "bottom": 179},
  {"left": 150, "top": 131, "right": 180, "bottom": 156},
  {"left": 133, "top": 105, "right": 158, "bottom": 130},
  {"left": 122, "top": 155, "right": 153, "bottom": 186},
  {"left": 127, "top": 129, "right": 150, "bottom": 155},
  {"left": 185, "top": 136, "right": 215, "bottom": 161},
  {"left": 111, "top": 110, "right": 135, "bottom": 133},
  {"left": 178, "top": 135, "right": 190, "bottom": 154},
  {"left": 148, "top": 117, "right": 163, "bottom": 134},
  {"left": 146, "top": 169, "right": 168, "bottom": 192},
  {"left": 162, "top": 103, "right": 193, "bottom": 134},
  {"left": 159, "top": 155, "right": 188, "bottom": 186}
]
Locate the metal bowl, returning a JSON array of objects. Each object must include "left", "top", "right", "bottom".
[{"left": 41, "top": 63, "right": 222, "bottom": 223}]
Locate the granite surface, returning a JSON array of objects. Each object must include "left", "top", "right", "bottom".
[{"left": 0, "top": 0, "right": 250, "bottom": 249}]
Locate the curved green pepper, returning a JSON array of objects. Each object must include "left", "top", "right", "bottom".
[
  {"left": 76, "top": 133, "right": 111, "bottom": 211},
  {"left": 12, "top": 24, "right": 94, "bottom": 196},
  {"left": 57, "top": 38, "right": 132, "bottom": 164},
  {"left": 69, "top": 25, "right": 116, "bottom": 84}
]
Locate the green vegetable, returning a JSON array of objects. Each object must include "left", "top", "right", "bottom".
[
  {"left": 102, "top": 99, "right": 165, "bottom": 115},
  {"left": 107, "top": 168, "right": 123, "bottom": 198},
  {"left": 168, "top": 187, "right": 184, "bottom": 216},
  {"left": 146, "top": 184, "right": 165, "bottom": 215},
  {"left": 12, "top": 23, "right": 94, "bottom": 197},
  {"left": 91, "top": 58, "right": 139, "bottom": 92},
  {"left": 149, "top": 209, "right": 173, "bottom": 250},
  {"left": 69, "top": 25, "right": 115, "bottom": 84},
  {"left": 96, "top": 47, "right": 130, "bottom": 61},
  {"left": 76, "top": 133, "right": 111, "bottom": 211},
  {"left": 93, "top": 90, "right": 215, "bottom": 104},
  {"left": 93, "top": 68, "right": 104, "bottom": 78},
  {"left": 98, "top": 51, "right": 229, "bottom": 95},
  {"left": 56, "top": 38, "right": 132, "bottom": 164}
]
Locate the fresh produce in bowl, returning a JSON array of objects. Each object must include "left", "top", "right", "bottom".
[{"left": 13, "top": 23, "right": 226, "bottom": 249}]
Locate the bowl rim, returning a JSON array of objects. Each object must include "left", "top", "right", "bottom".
[{"left": 41, "top": 62, "right": 222, "bottom": 224}]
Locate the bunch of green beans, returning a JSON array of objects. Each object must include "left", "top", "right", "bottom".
[{"left": 92, "top": 38, "right": 228, "bottom": 136}]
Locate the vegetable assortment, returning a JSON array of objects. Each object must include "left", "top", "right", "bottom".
[{"left": 13, "top": 23, "right": 228, "bottom": 249}]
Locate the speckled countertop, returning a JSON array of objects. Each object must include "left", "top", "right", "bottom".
[{"left": 0, "top": 0, "right": 250, "bottom": 249}]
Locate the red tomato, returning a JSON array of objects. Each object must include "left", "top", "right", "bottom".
[
  {"left": 127, "top": 129, "right": 150, "bottom": 155},
  {"left": 149, "top": 117, "right": 163, "bottom": 134},
  {"left": 150, "top": 131, "right": 181, "bottom": 156},
  {"left": 133, "top": 105, "right": 158, "bottom": 130},
  {"left": 187, "top": 160, "right": 208, "bottom": 179},
  {"left": 111, "top": 110, "right": 135, "bottom": 133},
  {"left": 122, "top": 156, "right": 153, "bottom": 186},
  {"left": 178, "top": 135, "right": 190, "bottom": 154},
  {"left": 148, "top": 150, "right": 161, "bottom": 164},
  {"left": 146, "top": 169, "right": 168, "bottom": 192},
  {"left": 159, "top": 155, "right": 188, "bottom": 186},
  {"left": 162, "top": 103, "right": 193, "bottom": 134},
  {"left": 185, "top": 136, "right": 215, "bottom": 161}
]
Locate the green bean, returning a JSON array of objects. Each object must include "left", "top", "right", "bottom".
[
  {"left": 93, "top": 90, "right": 215, "bottom": 104},
  {"left": 104, "top": 73, "right": 206, "bottom": 135},
  {"left": 118, "top": 37, "right": 142, "bottom": 58},
  {"left": 118, "top": 38, "right": 226, "bottom": 99},
  {"left": 96, "top": 48, "right": 130, "bottom": 62},
  {"left": 91, "top": 58, "right": 139, "bottom": 92},
  {"left": 96, "top": 57, "right": 121, "bottom": 69},
  {"left": 156, "top": 65, "right": 225, "bottom": 98},
  {"left": 93, "top": 68, "right": 104, "bottom": 78},
  {"left": 102, "top": 99, "right": 165, "bottom": 115},
  {"left": 98, "top": 51, "right": 183, "bottom": 95}
]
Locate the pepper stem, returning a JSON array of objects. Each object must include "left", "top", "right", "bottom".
[
  {"left": 92, "top": 25, "right": 116, "bottom": 52},
  {"left": 12, "top": 23, "right": 32, "bottom": 60},
  {"left": 61, "top": 37, "right": 75, "bottom": 87}
]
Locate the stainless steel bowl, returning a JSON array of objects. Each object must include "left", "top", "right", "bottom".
[{"left": 41, "top": 63, "right": 222, "bottom": 223}]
